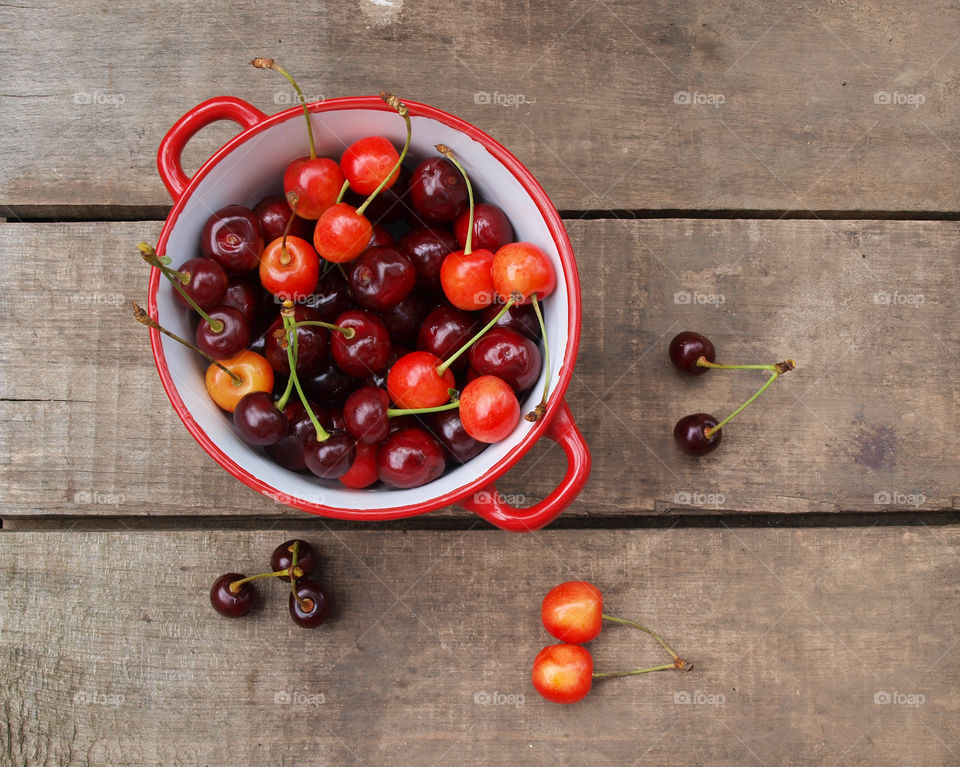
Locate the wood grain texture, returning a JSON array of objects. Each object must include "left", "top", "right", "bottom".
[
  {"left": 1, "top": 527, "right": 958, "bottom": 766},
  {"left": 3, "top": 1, "right": 960, "bottom": 213},
  {"left": 1, "top": 219, "right": 958, "bottom": 519}
]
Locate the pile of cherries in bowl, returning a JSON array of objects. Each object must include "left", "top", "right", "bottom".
[{"left": 139, "top": 74, "right": 556, "bottom": 493}]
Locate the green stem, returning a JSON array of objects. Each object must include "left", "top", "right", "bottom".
[
  {"left": 436, "top": 144, "right": 474, "bottom": 255},
  {"left": 356, "top": 93, "right": 411, "bottom": 217},
  {"left": 229, "top": 569, "right": 292, "bottom": 591},
  {"left": 602, "top": 614, "right": 681, "bottom": 662},
  {"left": 252, "top": 58, "right": 316, "bottom": 159},
  {"left": 436, "top": 299, "right": 514, "bottom": 377},
  {"left": 275, "top": 371, "right": 295, "bottom": 411},
  {"left": 335, "top": 179, "right": 350, "bottom": 204},
  {"left": 291, "top": 320, "right": 355, "bottom": 339},
  {"left": 696, "top": 359, "right": 777, "bottom": 371},
  {"left": 281, "top": 309, "right": 330, "bottom": 441},
  {"left": 525, "top": 294, "right": 550, "bottom": 422},
  {"left": 592, "top": 664, "right": 677, "bottom": 679},
  {"left": 387, "top": 397, "right": 460, "bottom": 418},
  {"left": 705, "top": 371, "right": 779, "bottom": 438},
  {"left": 139, "top": 243, "right": 224, "bottom": 332},
  {"left": 289, "top": 541, "right": 308, "bottom": 611}
]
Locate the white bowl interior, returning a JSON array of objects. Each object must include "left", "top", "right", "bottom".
[{"left": 158, "top": 107, "right": 570, "bottom": 511}]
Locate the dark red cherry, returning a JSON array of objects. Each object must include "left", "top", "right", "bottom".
[
  {"left": 674, "top": 413, "right": 722, "bottom": 456},
  {"left": 173, "top": 257, "right": 227, "bottom": 310},
  {"left": 379, "top": 292, "right": 428, "bottom": 346},
  {"left": 347, "top": 246, "right": 416, "bottom": 312},
  {"left": 363, "top": 345, "right": 407, "bottom": 390},
  {"left": 263, "top": 305, "right": 329, "bottom": 376},
  {"left": 417, "top": 305, "right": 479, "bottom": 373},
  {"left": 397, "top": 227, "right": 458, "bottom": 293},
  {"left": 304, "top": 433, "right": 356, "bottom": 479},
  {"left": 200, "top": 205, "right": 263, "bottom": 273},
  {"left": 669, "top": 331, "right": 716, "bottom": 375},
  {"left": 270, "top": 539, "right": 317, "bottom": 581},
  {"left": 468, "top": 327, "right": 541, "bottom": 392},
  {"left": 429, "top": 409, "right": 486, "bottom": 464},
  {"left": 305, "top": 269, "right": 355, "bottom": 323},
  {"left": 409, "top": 157, "right": 468, "bottom": 223},
  {"left": 342, "top": 386, "right": 391, "bottom": 444},
  {"left": 221, "top": 275, "right": 261, "bottom": 324},
  {"left": 302, "top": 362, "right": 358, "bottom": 406},
  {"left": 480, "top": 302, "right": 540, "bottom": 342},
  {"left": 254, "top": 194, "right": 312, "bottom": 242},
  {"left": 289, "top": 579, "right": 331, "bottom": 628},
  {"left": 345, "top": 165, "right": 412, "bottom": 225},
  {"left": 210, "top": 573, "right": 254, "bottom": 618},
  {"left": 265, "top": 401, "right": 322, "bottom": 471},
  {"left": 376, "top": 427, "right": 446, "bottom": 489},
  {"left": 368, "top": 224, "right": 394, "bottom": 248},
  {"left": 195, "top": 305, "right": 250, "bottom": 359},
  {"left": 330, "top": 310, "right": 391, "bottom": 377},
  {"left": 453, "top": 202, "right": 514, "bottom": 252},
  {"left": 233, "top": 391, "right": 288, "bottom": 445}
]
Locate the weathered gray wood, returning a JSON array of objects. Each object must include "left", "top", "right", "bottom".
[
  {"left": 1, "top": 220, "right": 958, "bottom": 519},
  {"left": 1, "top": 527, "right": 957, "bottom": 765},
  {"left": 3, "top": 1, "right": 960, "bottom": 213}
]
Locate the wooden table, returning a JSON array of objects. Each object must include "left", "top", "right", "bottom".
[{"left": 2, "top": 2, "right": 959, "bottom": 764}]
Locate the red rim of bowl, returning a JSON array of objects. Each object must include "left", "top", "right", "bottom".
[{"left": 147, "top": 96, "right": 582, "bottom": 520}]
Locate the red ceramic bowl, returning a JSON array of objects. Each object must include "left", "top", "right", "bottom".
[{"left": 148, "top": 95, "right": 590, "bottom": 531}]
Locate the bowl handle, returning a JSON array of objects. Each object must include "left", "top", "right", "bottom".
[
  {"left": 157, "top": 96, "right": 268, "bottom": 201},
  {"left": 459, "top": 399, "right": 591, "bottom": 532}
]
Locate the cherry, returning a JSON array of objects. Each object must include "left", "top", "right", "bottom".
[
  {"left": 313, "top": 202, "right": 374, "bottom": 263},
  {"left": 397, "top": 227, "right": 458, "bottom": 293},
  {"left": 330, "top": 310, "right": 391, "bottom": 377},
  {"left": 263, "top": 305, "right": 329, "bottom": 376},
  {"left": 304, "top": 433, "right": 355, "bottom": 479},
  {"left": 289, "top": 579, "right": 331, "bottom": 628},
  {"left": 468, "top": 327, "right": 541, "bottom": 393},
  {"left": 429, "top": 409, "right": 485, "bottom": 464},
  {"left": 531, "top": 644, "right": 593, "bottom": 704},
  {"left": 368, "top": 224, "right": 394, "bottom": 247},
  {"left": 200, "top": 205, "right": 263, "bottom": 273},
  {"left": 347, "top": 246, "right": 416, "bottom": 312},
  {"left": 379, "top": 292, "right": 428, "bottom": 346},
  {"left": 376, "top": 427, "right": 446, "bottom": 488},
  {"left": 491, "top": 242, "right": 556, "bottom": 304},
  {"left": 254, "top": 194, "right": 312, "bottom": 241},
  {"left": 221, "top": 275, "right": 261, "bottom": 324},
  {"left": 340, "top": 136, "right": 400, "bottom": 195},
  {"left": 270, "top": 539, "right": 317, "bottom": 581},
  {"left": 210, "top": 573, "right": 255, "bottom": 618},
  {"left": 204, "top": 350, "right": 275, "bottom": 412},
  {"left": 453, "top": 202, "right": 514, "bottom": 253},
  {"left": 417, "top": 305, "right": 479, "bottom": 373},
  {"left": 541, "top": 581, "right": 603, "bottom": 643},
  {"left": 673, "top": 413, "right": 722, "bottom": 456},
  {"left": 305, "top": 269, "right": 355, "bottom": 323},
  {"left": 459, "top": 375, "right": 520, "bottom": 443},
  {"left": 196, "top": 305, "right": 250, "bottom": 359},
  {"left": 339, "top": 442, "right": 379, "bottom": 488},
  {"left": 233, "top": 391, "right": 288, "bottom": 445},
  {"left": 480, "top": 302, "right": 540, "bottom": 342},
  {"left": 302, "top": 362, "right": 357, "bottom": 406},
  {"left": 265, "top": 401, "right": 318, "bottom": 471},
  {"left": 409, "top": 157, "right": 468, "bottom": 223},
  {"left": 259, "top": 235, "right": 320, "bottom": 301},
  {"left": 387, "top": 351, "right": 455, "bottom": 409},
  {"left": 172, "top": 257, "right": 227, "bottom": 310},
  {"left": 343, "top": 386, "right": 391, "bottom": 444},
  {"left": 669, "top": 331, "right": 716, "bottom": 375},
  {"left": 345, "top": 165, "right": 412, "bottom": 225}
]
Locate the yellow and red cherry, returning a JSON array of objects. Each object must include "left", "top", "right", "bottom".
[
  {"left": 259, "top": 235, "right": 320, "bottom": 301},
  {"left": 283, "top": 157, "right": 344, "bottom": 220},
  {"left": 531, "top": 644, "right": 593, "bottom": 704},
  {"left": 339, "top": 442, "right": 379, "bottom": 488},
  {"left": 313, "top": 202, "right": 374, "bottom": 263},
  {"left": 440, "top": 249, "right": 496, "bottom": 311},
  {"left": 387, "top": 351, "right": 455, "bottom": 409},
  {"left": 459, "top": 375, "right": 520, "bottom": 443},
  {"left": 541, "top": 581, "right": 603, "bottom": 643},
  {"left": 205, "top": 349, "right": 274, "bottom": 412},
  {"left": 491, "top": 242, "right": 556, "bottom": 304},
  {"left": 340, "top": 136, "right": 400, "bottom": 195}
]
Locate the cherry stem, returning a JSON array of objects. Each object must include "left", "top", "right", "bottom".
[
  {"left": 289, "top": 540, "right": 308, "bottom": 612},
  {"left": 280, "top": 194, "right": 299, "bottom": 266},
  {"left": 281, "top": 301, "right": 330, "bottom": 442},
  {"left": 139, "top": 243, "right": 224, "bottom": 333},
  {"left": 601, "top": 614, "right": 684, "bottom": 664},
  {"left": 275, "top": 369, "right": 295, "bottom": 411},
  {"left": 252, "top": 58, "right": 316, "bottom": 159},
  {"left": 435, "top": 144, "right": 474, "bottom": 255},
  {"left": 697, "top": 358, "right": 781, "bottom": 371},
  {"left": 291, "top": 320, "right": 356, "bottom": 339},
  {"left": 592, "top": 663, "right": 678, "bottom": 679},
  {"left": 131, "top": 302, "right": 242, "bottom": 386},
  {"left": 387, "top": 392, "right": 460, "bottom": 418},
  {"left": 229, "top": 568, "right": 294, "bottom": 592},
  {"left": 525, "top": 294, "right": 550, "bottom": 422},
  {"left": 704, "top": 361, "right": 795, "bottom": 439},
  {"left": 335, "top": 179, "right": 350, "bottom": 204},
  {"left": 436, "top": 299, "right": 515, "bottom": 377},
  {"left": 356, "top": 93, "right": 411, "bottom": 217}
]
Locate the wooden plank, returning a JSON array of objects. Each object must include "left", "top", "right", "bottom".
[
  {"left": 1, "top": 527, "right": 958, "bottom": 765},
  {"left": 2, "top": 219, "right": 959, "bottom": 518},
  {"left": 3, "top": 1, "right": 960, "bottom": 213}
]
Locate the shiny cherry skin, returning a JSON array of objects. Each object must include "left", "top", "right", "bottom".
[
  {"left": 347, "top": 246, "right": 416, "bottom": 312},
  {"left": 201, "top": 205, "right": 263, "bottom": 273},
  {"left": 440, "top": 248, "right": 496, "bottom": 311},
  {"left": 339, "top": 442, "right": 379, "bottom": 488},
  {"left": 409, "top": 157, "right": 468, "bottom": 223},
  {"left": 344, "top": 165, "right": 411, "bottom": 225},
  {"left": 302, "top": 362, "right": 357, "bottom": 406},
  {"left": 491, "top": 242, "right": 556, "bottom": 303},
  {"left": 379, "top": 292, "right": 428, "bottom": 346},
  {"left": 340, "top": 136, "right": 400, "bottom": 195},
  {"left": 368, "top": 224, "right": 394, "bottom": 248},
  {"left": 173, "top": 257, "right": 227, "bottom": 310},
  {"left": 259, "top": 236, "right": 320, "bottom": 301},
  {"left": 289, "top": 579, "right": 331, "bottom": 628},
  {"left": 221, "top": 275, "right": 261, "bottom": 324},
  {"left": 330, "top": 310, "right": 391, "bottom": 377},
  {"left": 264, "top": 305, "right": 329, "bottom": 376},
  {"left": 205, "top": 350, "right": 274, "bottom": 412},
  {"left": 531, "top": 643, "right": 593, "bottom": 704},
  {"left": 196, "top": 305, "right": 250, "bottom": 359},
  {"left": 376, "top": 427, "right": 446, "bottom": 489},
  {"left": 265, "top": 401, "right": 320, "bottom": 471},
  {"left": 428, "top": 409, "right": 486, "bottom": 464},
  {"left": 271, "top": 539, "right": 317, "bottom": 581},
  {"left": 233, "top": 391, "right": 288, "bottom": 445},
  {"left": 343, "top": 386, "right": 391, "bottom": 444},
  {"left": 305, "top": 269, "right": 355, "bottom": 323},
  {"left": 210, "top": 573, "right": 255, "bottom": 618},
  {"left": 674, "top": 413, "right": 722, "bottom": 456},
  {"left": 314, "top": 203, "right": 372, "bottom": 263},
  {"left": 398, "top": 227, "right": 459, "bottom": 293},
  {"left": 468, "top": 327, "right": 541, "bottom": 392},
  {"left": 283, "top": 157, "right": 345, "bottom": 220},
  {"left": 669, "top": 331, "right": 716, "bottom": 375},
  {"left": 459, "top": 375, "right": 520, "bottom": 443},
  {"left": 417, "top": 305, "right": 479, "bottom": 373},
  {"left": 481, "top": 302, "right": 540, "bottom": 342},
  {"left": 541, "top": 581, "right": 603, "bottom": 643},
  {"left": 453, "top": 202, "right": 514, "bottom": 252},
  {"left": 254, "top": 194, "right": 312, "bottom": 241},
  {"left": 387, "top": 351, "right": 455, "bottom": 409},
  {"left": 304, "top": 433, "right": 355, "bottom": 479}
]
